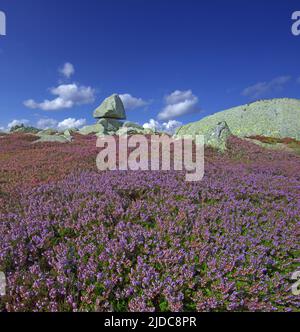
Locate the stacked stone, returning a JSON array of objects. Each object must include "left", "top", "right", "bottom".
[
  {"left": 80, "top": 94, "right": 149, "bottom": 136},
  {"left": 94, "top": 94, "right": 126, "bottom": 136}
]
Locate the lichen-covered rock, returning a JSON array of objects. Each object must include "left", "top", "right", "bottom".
[
  {"left": 206, "top": 121, "right": 232, "bottom": 151},
  {"left": 37, "top": 129, "right": 58, "bottom": 136},
  {"left": 122, "top": 121, "right": 144, "bottom": 130},
  {"left": 116, "top": 127, "right": 146, "bottom": 136},
  {"left": 143, "top": 128, "right": 155, "bottom": 135},
  {"left": 176, "top": 98, "right": 300, "bottom": 140},
  {"left": 63, "top": 128, "right": 78, "bottom": 137},
  {"left": 34, "top": 135, "right": 72, "bottom": 144},
  {"left": 79, "top": 124, "right": 106, "bottom": 135},
  {"left": 93, "top": 94, "right": 126, "bottom": 120}
]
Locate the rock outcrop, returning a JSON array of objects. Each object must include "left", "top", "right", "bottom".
[
  {"left": 37, "top": 129, "right": 58, "bottom": 136},
  {"left": 79, "top": 124, "right": 106, "bottom": 136},
  {"left": 34, "top": 134, "right": 72, "bottom": 144},
  {"left": 176, "top": 98, "right": 300, "bottom": 141},
  {"left": 10, "top": 124, "right": 39, "bottom": 134},
  {"left": 206, "top": 121, "right": 232, "bottom": 151}
]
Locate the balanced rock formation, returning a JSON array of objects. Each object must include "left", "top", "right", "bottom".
[
  {"left": 80, "top": 94, "right": 153, "bottom": 137},
  {"left": 80, "top": 94, "right": 126, "bottom": 136},
  {"left": 93, "top": 94, "right": 126, "bottom": 120},
  {"left": 176, "top": 98, "right": 300, "bottom": 141}
]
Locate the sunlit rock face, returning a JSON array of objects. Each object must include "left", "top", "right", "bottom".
[{"left": 176, "top": 98, "right": 300, "bottom": 141}]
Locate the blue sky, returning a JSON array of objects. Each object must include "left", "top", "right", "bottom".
[{"left": 0, "top": 0, "right": 300, "bottom": 131}]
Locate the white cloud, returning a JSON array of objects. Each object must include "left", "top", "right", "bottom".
[
  {"left": 57, "top": 118, "right": 86, "bottom": 131},
  {"left": 158, "top": 90, "right": 200, "bottom": 121},
  {"left": 143, "top": 119, "right": 160, "bottom": 131},
  {"left": 36, "top": 118, "right": 58, "bottom": 130},
  {"left": 119, "top": 94, "right": 148, "bottom": 110},
  {"left": 242, "top": 76, "right": 291, "bottom": 99},
  {"left": 36, "top": 117, "right": 86, "bottom": 130},
  {"left": 59, "top": 62, "right": 75, "bottom": 78},
  {"left": 2, "top": 116, "right": 86, "bottom": 132},
  {"left": 7, "top": 119, "right": 30, "bottom": 129},
  {"left": 24, "top": 83, "right": 96, "bottom": 111},
  {"left": 143, "top": 119, "right": 182, "bottom": 134},
  {"left": 162, "top": 120, "right": 183, "bottom": 134}
]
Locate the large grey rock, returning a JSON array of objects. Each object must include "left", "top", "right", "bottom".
[
  {"left": 63, "top": 128, "right": 78, "bottom": 137},
  {"left": 122, "top": 121, "right": 144, "bottom": 130},
  {"left": 34, "top": 135, "right": 71, "bottom": 144},
  {"left": 176, "top": 98, "right": 300, "bottom": 141},
  {"left": 93, "top": 94, "right": 126, "bottom": 120},
  {"left": 116, "top": 127, "right": 147, "bottom": 136},
  {"left": 79, "top": 124, "right": 106, "bottom": 135},
  {"left": 206, "top": 121, "right": 232, "bottom": 151},
  {"left": 37, "top": 129, "right": 58, "bottom": 136}
]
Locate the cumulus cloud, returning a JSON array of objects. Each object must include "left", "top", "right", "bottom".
[
  {"left": 24, "top": 83, "right": 96, "bottom": 111},
  {"left": 162, "top": 120, "right": 183, "bottom": 133},
  {"left": 36, "top": 117, "right": 86, "bottom": 131},
  {"left": 242, "top": 76, "right": 291, "bottom": 99},
  {"left": 59, "top": 62, "right": 75, "bottom": 78},
  {"left": 158, "top": 90, "right": 200, "bottom": 121},
  {"left": 7, "top": 119, "right": 30, "bottom": 129},
  {"left": 57, "top": 118, "right": 86, "bottom": 131},
  {"left": 143, "top": 119, "right": 160, "bottom": 131},
  {"left": 36, "top": 118, "right": 58, "bottom": 130},
  {"left": 119, "top": 94, "right": 148, "bottom": 110},
  {"left": 143, "top": 119, "right": 182, "bottom": 134}
]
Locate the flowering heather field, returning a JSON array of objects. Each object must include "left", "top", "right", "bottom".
[{"left": 0, "top": 133, "right": 299, "bottom": 312}]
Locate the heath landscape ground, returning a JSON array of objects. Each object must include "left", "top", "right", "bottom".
[{"left": 0, "top": 132, "right": 299, "bottom": 312}]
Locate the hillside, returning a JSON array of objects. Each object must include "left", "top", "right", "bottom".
[{"left": 176, "top": 98, "right": 300, "bottom": 140}]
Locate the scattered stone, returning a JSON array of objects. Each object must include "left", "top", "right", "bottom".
[
  {"left": 143, "top": 128, "right": 155, "bottom": 135},
  {"left": 79, "top": 124, "right": 106, "bottom": 135},
  {"left": 63, "top": 128, "right": 78, "bottom": 137},
  {"left": 34, "top": 135, "right": 72, "bottom": 144},
  {"left": 10, "top": 124, "right": 39, "bottom": 134},
  {"left": 37, "top": 129, "right": 58, "bottom": 136},
  {"left": 122, "top": 121, "right": 144, "bottom": 130},
  {"left": 93, "top": 94, "right": 126, "bottom": 120},
  {"left": 116, "top": 127, "right": 147, "bottom": 136}
]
